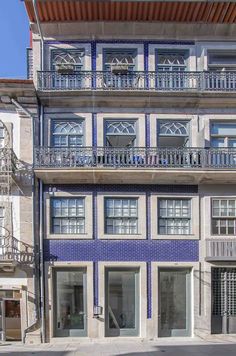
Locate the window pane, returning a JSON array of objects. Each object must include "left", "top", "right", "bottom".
[
  {"left": 219, "top": 220, "right": 227, "bottom": 235},
  {"left": 220, "top": 200, "right": 228, "bottom": 217},
  {"left": 211, "top": 123, "right": 236, "bottom": 136},
  {"left": 228, "top": 200, "right": 235, "bottom": 216},
  {"left": 212, "top": 219, "right": 219, "bottom": 235},
  {"left": 52, "top": 121, "right": 84, "bottom": 147},
  {"left": 228, "top": 220, "right": 235, "bottom": 235},
  {"left": 51, "top": 198, "right": 85, "bottom": 234},
  {"left": 211, "top": 138, "right": 225, "bottom": 148}
]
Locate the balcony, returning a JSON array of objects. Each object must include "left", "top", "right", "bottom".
[
  {"left": 37, "top": 70, "right": 236, "bottom": 92},
  {"left": 36, "top": 70, "right": 236, "bottom": 108},
  {"left": 34, "top": 147, "right": 236, "bottom": 184},
  {"left": 0, "top": 235, "right": 34, "bottom": 272},
  {"left": 206, "top": 239, "right": 236, "bottom": 261}
]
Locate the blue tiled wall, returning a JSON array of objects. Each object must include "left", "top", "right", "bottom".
[
  {"left": 44, "top": 239, "right": 198, "bottom": 262},
  {"left": 44, "top": 183, "right": 199, "bottom": 318}
]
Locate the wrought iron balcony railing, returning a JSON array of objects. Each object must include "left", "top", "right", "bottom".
[
  {"left": 0, "top": 235, "right": 34, "bottom": 265},
  {"left": 206, "top": 239, "right": 236, "bottom": 261},
  {"left": 34, "top": 147, "right": 236, "bottom": 169},
  {"left": 37, "top": 70, "right": 236, "bottom": 92}
]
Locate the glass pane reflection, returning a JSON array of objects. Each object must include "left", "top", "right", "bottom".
[{"left": 55, "top": 270, "right": 85, "bottom": 335}]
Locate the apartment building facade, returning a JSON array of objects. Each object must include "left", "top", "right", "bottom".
[
  {"left": 23, "top": 0, "right": 236, "bottom": 342},
  {"left": 0, "top": 79, "right": 39, "bottom": 342}
]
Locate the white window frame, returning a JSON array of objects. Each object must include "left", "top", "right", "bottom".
[
  {"left": 51, "top": 49, "right": 85, "bottom": 71},
  {"left": 156, "top": 51, "right": 187, "bottom": 72},
  {"left": 46, "top": 192, "right": 93, "bottom": 239},
  {"left": 208, "top": 51, "right": 236, "bottom": 71},
  {"left": 103, "top": 48, "right": 137, "bottom": 71},
  {"left": 97, "top": 193, "right": 146, "bottom": 240},
  {"left": 212, "top": 198, "right": 236, "bottom": 235},
  {"left": 51, "top": 119, "right": 84, "bottom": 147},
  {"left": 157, "top": 120, "right": 190, "bottom": 147},
  {"left": 158, "top": 198, "right": 191, "bottom": 235},
  {"left": 104, "top": 198, "right": 138, "bottom": 235},
  {"left": 105, "top": 119, "right": 137, "bottom": 147},
  {"left": 51, "top": 197, "right": 85, "bottom": 235},
  {"left": 151, "top": 194, "right": 199, "bottom": 240},
  {"left": 210, "top": 122, "right": 236, "bottom": 148}
]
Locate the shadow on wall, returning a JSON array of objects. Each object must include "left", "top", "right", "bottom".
[
  {"left": 0, "top": 351, "right": 73, "bottom": 356},
  {"left": 2, "top": 344, "right": 236, "bottom": 356},
  {"left": 114, "top": 344, "right": 236, "bottom": 356}
]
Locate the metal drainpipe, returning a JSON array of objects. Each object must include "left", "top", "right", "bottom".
[
  {"left": 39, "top": 104, "right": 45, "bottom": 343},
  {"left": 32, "top": 0, "right": 46, "bottom": 343},
  {"left": 10, "top": 98, "right": 40, "bottom": 342}
]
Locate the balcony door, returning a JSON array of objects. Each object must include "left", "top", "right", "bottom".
[
  {"left": 156, "top": 120, "right": 196, "bottom": 167},
  {"left": 158, "top": 268, "right": 192, "bottom": 337},
  {"left": 156, "top": 51, "right": 187, "bottom": 90},
  {"left": 212, "top": 268, "right": 236, "bottom": 334},
  {"left": 103, "top": 49, "right": 137, "bottom": 89},
  {"left": 207, "top": 52, "right": 236, "bottom": 90},
  {"left": 104, "top": 120, "right": 137, "bottom": 166},
  {"left": 105, "top": 269, "right": 139, "bottom": 337},
  {"left": 51, "top": 49, "right": 84, "bottom": 89},
  {"left": 210, "top": 123, "right": 236, "bottom": 167}
]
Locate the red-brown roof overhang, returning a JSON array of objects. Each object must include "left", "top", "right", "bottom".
[{"left": 23, "top": 1, "right": 236, "bottom": 23}]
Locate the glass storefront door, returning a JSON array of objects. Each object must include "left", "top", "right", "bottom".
[
  {"left": 105, "top": 269, "right": 139, "bottom": 337},
  {"left": 158, "top": 268, "right": 192, "bottom": 337},
  {"left": 53, "top": 268, "right": 87, "bottom": 337}
]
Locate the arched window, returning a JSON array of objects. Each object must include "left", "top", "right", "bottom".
[
  {"left": 104, "top": 50, "right": 136, "bottom": 71},
  {"left": 105, "top": 120, "right": 136, "bottom": 147},
  {"left": 157, "top": 52, "right": 186, "bottom": 72},
  {"left": 51, "top": 50, "right": 84, "bottom": 70},
  {"left": 159, "top": 121, "right": 188, "bottom": 136},
  {"left": 52, "top": 120, "right": 84, "bottom": 147},
  {"left": 158, "top": 120, "right": 189, "bottom": 147}
]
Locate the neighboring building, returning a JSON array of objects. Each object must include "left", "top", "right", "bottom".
[
  {"left": 0, "top": 79, "right": 39, "bottom": 342},
  {"left": 23, "top": 0, "right": 236, "bottom": 342}
]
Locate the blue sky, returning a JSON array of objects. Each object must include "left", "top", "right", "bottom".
[{"left": 0, "top": 0, "right": 29, "bottom": 78}]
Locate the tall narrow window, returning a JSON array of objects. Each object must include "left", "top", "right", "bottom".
[
  {"left": 51, "top": 198, "right": 85, "bottom": 234},
  {"left": 52, "top": 121, "right": 84, "bottom": 147},
  {"left": 158, "top": 199, "right": 191, "bottom": 235},
  {"left": 105, "top": 198, "right": 138, "bottom": 234},
  {"left": 212, "top": 199, "right": 236, "bottom": 235}
]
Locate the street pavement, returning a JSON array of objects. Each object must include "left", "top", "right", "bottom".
[{"left": 0, "top": 337, "right": 236, "bottom": 356}]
